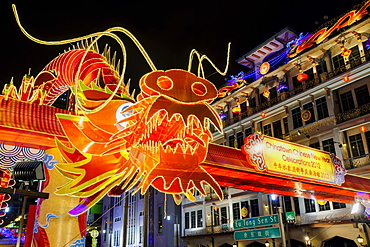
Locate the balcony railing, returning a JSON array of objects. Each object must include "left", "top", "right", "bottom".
[
  {"left": 218, "top": 51, "right": 370, "bottom": 129},
  {"left": 183, "top": 224, "right": 231, "bottom": 237},
  {"left": 343, "top": 153, "right": 370, "bottom": 169},
  {"left": 335, "top": 102, "right": 370, "bottom": 124}
]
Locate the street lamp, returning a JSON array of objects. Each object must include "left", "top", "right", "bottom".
[
  {"left": 305, "top": 235, "right": 311, "bottom": 246},
  {"left": 233, "top": 242, "right": 237, "bottom": 247},
  {"left": 357, "top": 235, "right": 365, "bottom": 246},
  {"left": 264, "top": 240, "right": 270, "bottom": 246}
]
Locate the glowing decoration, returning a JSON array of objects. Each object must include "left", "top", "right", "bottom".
[
  {"left": 360, "top": 126, "right": 367, "bottom": 132},
  {"left": 12, "top": 4, "right": 232, "bottom": 215},
  {"left": 242, "top": 133, "right": 346, "bottom": 185},
  {"left": 241, "top": 207, "right": 248, "bottom": 217},
  {"left": 297, "top": 73, "right": 308, "bottom": 82},
  {"left": 341, "top": 48, "right": 352, "bottom": 58},
  {"left": 260, "top": 112, "right": 267, "bottom": 118},
  {"left": 232, "top": 105, "right": 241, "bottom": 114},
  {"left": 263, "top": 89, "right": 270, "bottom": 98},
  {"left": 288, "top": 0, "right": 370, "bottom": 57},
  {"left": 0, "top": 169, "right": 13, "bottom": 225},
  {"left": 219, "top": 112, "right": 227, "bottom": 120},
  {"left": 352, "top": 31, "right": 362, "bottom": 41},
  {"left": 343, "top": 76, "right": 350, "bottom": 82},
  {"left": 218, "top": 82, "right": 243, "bottom": 98},
  {"left": 317, "top": 200, "right": 327, "bottom": 205},
  {"left": 260, "top": 62, "right": 270, "bottom": 75},
  {"left": 301, "top": 110, "right": 311, "bottom": 121}
]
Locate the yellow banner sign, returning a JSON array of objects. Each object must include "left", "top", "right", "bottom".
[{"left": 242, "top": 133, "right": 346, "bottom": 185}]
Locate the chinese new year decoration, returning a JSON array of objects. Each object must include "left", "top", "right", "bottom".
[
  {"left": 301, "top": 110, "right": 311, "bottom": 121},
  {"left": 297, "top": 73, "right": 309, "bottom": 82},
  {"left": 260, "top": 62, "right": 270, "bottom": 75},
  {"left": 11, "top": 4, "right": 230, "bottom": 216}
]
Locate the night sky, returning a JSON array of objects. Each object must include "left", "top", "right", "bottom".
[{"left": 0, "top": 1, "right": 358, "bottom": 93}]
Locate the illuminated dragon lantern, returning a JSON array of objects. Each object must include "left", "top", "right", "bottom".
[{"left": 13, "top": 6, "right": 229, "bottom": 216}]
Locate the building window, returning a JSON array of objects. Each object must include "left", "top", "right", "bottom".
[
  {"left": 316, "top": 59, "right": 327, "bottom": 75},
  {"left": 197, "top": 210, "right": 203, "bottom": 227},
  {"left": 293, "top": 197, "right": 301, "bottom": 216},
  {"left": 263, "top": 124, "right": 272, "bottom": 136},
  {"left": 213, "top": 207, "right": 220, "bottom": 225},
  {"left": 366, "top": 131, "right": 370, "bottom": 149},
  {"left": 249, "top": 97, "right": 256, "bottom": 108},
  {"left": 250, "top": 199, "right": 259, "bottom": 217},
  {"left": 349, "top": 133, "right": 365, "bottom": 157},
  {"left": 270, "top": 195, "right": 280, "bottom": 214},
  {"left": 241, "top": 101, "right": 247, "bottom": 113},
  {"left": 273, "top": 120, "right": 283, "bottom": 139},
  {"left": 270, "top": 87, "right": 278, "bottom": 104},
  {"left": 355, "top": 84, "right": 369, "bottom": 107},
  {"left": 340, "top": 91, "right": 355, "bottom": 112},
  {"left": 283, "top": 196, "right": 292, "bottom": 212},
  {"left": 139, "top": 226, "right": 143, "bottom": 243},
  {"left": 185, "top": 212, "right": 189, "bottom": 229},
  {"left": 315, "top": 97, "right": 329, "bottom": 120},
  {"left": 113, "top": 230, "right": 120, "bottom": 246},
  {"left": 304, "top": 199, "right": 316, "bottom": 213},
  {"left": 191, "top": 211, "right": 196, "bottom": 228},
  {"left": 332, "top": 202, "right": 346, "bottom": 209},
  {"left": 292, "top": 75, "right": 303, "bottom": 94},
  {"left": 228, "top": 135, "right": 235, "bottom": 148},
  {"left": 303, "top": 102, "right": 316, "bottom": 124},
  {"left": 158, "top": 206, "right": 163, "bottom": 233},
  {"left": 245, "top": 127, "right": 253, "bottom": 137},
  {"left": 323, "top": 138, "right": 336, "bottom": 155},
  {"left": 349, "top": 45, "right": 361, "bottom": 61},
  {"left": 319, "top": 202, "right": 330, "bottom": 211},
  {"left": 233, "top": 202, "right": 240, "bottom": 220},
  {"left": 220, "top": 207, "right": 228, "bottom": 224},
  {"left": 283, "top": 117, "right": 289, "bottom": 134},
  {"left": 236, "top": 131, "right": 244, "bottom": 148},
  {"left": 292, "top": 107, "right": 303, "bottom": 129},
  {"left": 332, "top": 53, "right": 345, "bottom": 69},
  {"left": 309, "top": 142, "right": 320, "bottom": 149},
  {"left": 305, "top": 68, "right": 315, "bottom": 89}
]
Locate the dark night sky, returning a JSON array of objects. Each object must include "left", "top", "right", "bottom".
[{"left": 0, "top": 1, "right": 358, "bottom": 93}]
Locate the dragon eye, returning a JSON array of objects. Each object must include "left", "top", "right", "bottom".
[
  {"left": 191, "top": 82, "right": 207, "bottom": 96},
  {"left": 157, "top": 76, "right": 173, "bottom": 90},
  {"left": 116, "top": 102, "right": 134, "bottom": 129}
]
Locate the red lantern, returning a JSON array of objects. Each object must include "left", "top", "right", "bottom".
[
  {"left": 360, "top": 126, "right": 367, "bottom": 132},
  {"left": 297, "top": 73, "right": 308, "bottom": 82},
  {"left": 232, "top": 106, "right": 241, "bottom": 114},
  {"left": 260, "top": 112, "right": 266, "bottom": 117},
  {"left": 343, "top": 76, "right": 350, "bottom": 82}
]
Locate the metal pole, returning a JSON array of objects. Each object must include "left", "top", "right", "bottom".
[
  {"left": 122, "top": 192, "right": 129, "bottom": 246},
  {"left": 143, "top": 191, "right": 149, "bottom": 247},
  {"left": 278, "top": 207, "right": 286, "bottom": 247},
  {"left": 363, "top": 223, "right": 370, "bottom": 247},
  {"left": 16, "top": 195, "right": 28, "bottom": 247}
]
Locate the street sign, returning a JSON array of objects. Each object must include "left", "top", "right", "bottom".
[
  {"left": 234, "top": 227, "right": 281, "bottom": 241},
  {"left": 233, "top": 214, "right": 279, "bottom": 230},
  {"left": 285, "top": 211, "right": 296, "bottom": 223}
]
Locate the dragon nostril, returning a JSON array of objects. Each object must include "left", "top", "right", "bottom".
[
  {"left": 157, "top": 76, "right": 173, "bottom": 90},
  {"left": 191, "top": 82, "right": 207, "bottom": 96}
]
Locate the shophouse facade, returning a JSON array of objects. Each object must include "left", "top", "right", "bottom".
[{"left": 183, "top": 2, "right": 370, "bottom": 247}]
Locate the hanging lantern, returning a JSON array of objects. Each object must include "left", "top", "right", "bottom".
[
  {"left": 360, "top": 126, "right": 367, "bottom": 132},
  {"left": 232, "top": 106, "right": 241, "bottom": 114},
  {"left": 343, "top": 76, "right": 350, "bottom": 82},
  {"left": 260, "top": 112, "right": 266, "bottom": 117},
  {"left": 297, "top": 73, "right": 308, "bottom": 82}
]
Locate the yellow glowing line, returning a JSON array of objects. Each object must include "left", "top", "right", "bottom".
[{"left": 188, "top": 43, "right": 231, "bottom": 78}]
